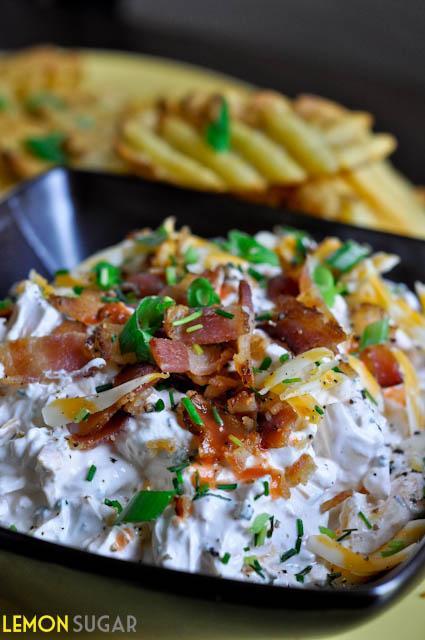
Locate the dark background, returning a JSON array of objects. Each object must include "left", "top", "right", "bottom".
[{"left": 1, "top": 0, "right": 424, "bottom": 183}]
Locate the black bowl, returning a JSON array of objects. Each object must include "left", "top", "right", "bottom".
[{"left": 0, "top": 168, "right": 424, "bottom": 638}]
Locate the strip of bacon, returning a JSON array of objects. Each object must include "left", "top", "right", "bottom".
[
  {"left": 360, "top": 344, "right": 403, "bottom": 388},
  {"left": 49, "top": 289, "right": 104, "bottom": 325},
  {"left": 69, "top": 410, "right": 128, "bottom": 449},
  {"left": 0, "top": 333, "right": 93, "bottom": 384},
  {"left": 234, "top": 281, "right": 255, "bottom": 386},
  {"left": 165, "top": 304, "right": 249, "bottom": 345},
  {"left": 264, "top": 295, "right": 345, "bottom": 354}
]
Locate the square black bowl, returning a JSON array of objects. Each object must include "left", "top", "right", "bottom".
[{"left": 0, "top": 168, "right": 424, "bottom": 638}]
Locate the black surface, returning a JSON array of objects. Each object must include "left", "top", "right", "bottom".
[
  {"left": 0, "top": 0, "right": 424, "bottom": 183},
  {"left": 0, "top": 168, "right": 424, "bottom": 636}
]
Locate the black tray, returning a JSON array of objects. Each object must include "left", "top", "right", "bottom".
[{"left": 0, "top": 168, "right": 424, "bottom": 638}]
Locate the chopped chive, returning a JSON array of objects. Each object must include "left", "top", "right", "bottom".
[
  {"left": 168, "top": 390, "right": 175, "bottom": 409},
  {"left": 73, "top": 285, "right": 84, "bottom": 295},
  {"left": 295, "top": 565, "right": 312, "bottom": 583},
  {"left": 362, "top": 388, "right": 378, "bottom": 405},
  {"left": 214, "top": 308, "right": 235, "bottom": 319},
  {"left": 74, "top": 407, "right": 91, "bottom": 423},
  {"left": 336, "top": 528, "right": 357, "bottom": 542},
  {"left": 101, "top": 296, "right": 118, "bottom": 303},
  {"left": 282, "top": 377, "right": 302, "bottom": 384},
  {"left": 279, "top": 353, "right": 290, "bottom": 363},
  {"left": 104, "top": 498, "right": 123, "bottom": 514},
  {"left": 243, "top": 555, "right": 265, "bottom": 579},
  {"left": 255, "top": 311, "right": 273, "bottom": 322},
  {"left": 296, "top": 518, "right": 304, "bottom": 537},
  {"left": 247, "top": 267, "right": 266, "bottom": 284},
  {"left": 192, "top": 343, "right": 204, "bottom": 355},
  {"left": 181, "top": 397, "right": 204, "bottom": 426},
  {"left": 54, "top": 268, "right": 69, "bottom": 277},
  {"left": 229, "top": 434, "right": 243, "bottom": 447},
  {"left": 332, "top": 366, "right": 343, "bottom": 373},
  {"left": 381, "top": 540, "right": 406, "bottom": 557},
  {"left": 186, "top": 323, "right": 203, "bottom": 333},
  {"left": 206, "top": 97, "right": 230, "bottom": 152},
  {"left": 95, "top": 383, "right": 113, "bottom": 393},
  {"left": 165, "top": 265, "right": 178, "bottom": 285},
  {"left": 254, "top": 480, "right": 270, "bottom": 501},
  {"left": 86, "top": 464, "right": 97, "bottom": 482},
  {"left": 172, "top": 310, "right": 203, "bottom": 326},
  {"left": 212, "top": 405, "right": 224, "bottom": 427},
  {"left": 314, "top": 405, "right": 325, "bottom": 416},
  {"left": 155, "top": 398, "right": 165, "bottom": 412},
  {"left": 216, "top": 483, "right": 238, "bottom": 491},
  {"left": 9, "top": 524, "right": 18, "bottom": 532},
  {"left": 220, "top": 552, "right": 231, "bottom": 564},
  {"left": 280, "top": 548, "right": 297, "bottom": 563},
  {"left": 358, "top": 511, "right": 373, "bottom": 529},
  {"left": 319, "top": 526, "right": 336, "bottom": 539},
  {"left": 258, "top": 356, "right": 272, "bottom": 371}
]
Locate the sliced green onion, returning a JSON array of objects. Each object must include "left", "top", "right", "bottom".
[
  {"left": 358, "top": 511, "right": 373, "bottom": 530},
  {"left": 74, "top": 408, "right": 90, "bottom": 423},
  {"left": 184, "top": 246, "right": 199, "bottom": 265},
  {"left": 93, "top": 261, "right": 121, "bottom": 291},
  {"left": 247, "top": 267, "right": 266, "bottom": 285},
  {"left": 279, "top": 353, "right": 290, "bottom": 363},
  {"left": 258, "top": 356, "right": 272, "bottom": 371},
  {"left": 187, "top": 277, "right": 220, "bottom": 307},
  {"left": 326, "top": 240, "right": 370, "bottom": 273},
  {"left": 313, "top": 264, "right": 337, "bottom": 308},
  {"left": 86, "top": 464, "right": 97, "bottom": 482},
  {"left": 172, "top": 310, "right": 203, "bottom": 326},
  {"left": 212, "top": 405, "right": 224, "bottom": 427},
  {"left": 181, "top": 397, "right": 205, "bottom": 426},
  {"left": 229, "top": 434, "right": 243, "bottom": 447},
  {"left": 359, "top": 318, "right": 389, "bottom": 351},
  {"left": 214, "top": 308, "right": 235, "bottom": 319},
  {"left": 104, "top": 498, "right": 123, "bottom": 514},
  {"left": 380, "top": 539, "right": 406, "bottom": 557},
  {"left": 165, "top": 265, "right": 178, "bottom": 285},
  {"left": 136, "top": 225, "right": 168, "bottom": 247},
  {"left": 221, "top": 230, "right": 279, "bottom": 266},
  {"left": 168, "top": 390, "right": 176, "bottom": 409},
  {"left": 118, "top": 490, "right": 175, "bottom": 523},
  {"left": 155, "top": 398, "right": 165, "bottom": 412},
  {"left": 319, "top": 526, "right": 336, "bottom": 539},
  {"left": 205, "top": 97, "right": 230, "bottom": 152},
  {"left": 95, "top": 383, "right": 113, "bottom": 393},
  {"left": 220, "top": 552, "right": 231, "bottom": 564},
  {"left": 25, "top": 131, "right": 68, "bottom": 163},
  {"left": 119, "top": 296, "right": 175, "bottom": 362},
  {"left": 250, "top": 513, "right": 272, "bottom": 547}
]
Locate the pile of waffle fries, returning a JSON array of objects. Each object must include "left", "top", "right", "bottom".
[{"left": 1, "top": 46, "right": 424, "bottom": 237}]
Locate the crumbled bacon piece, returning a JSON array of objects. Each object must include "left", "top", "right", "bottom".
[
  {"left": 204, "top": 374, "right": 240, "bottom": 399},
  {"left": 360, "top": 344, "right": 403, "bottom": 388},
  {"left": 227, "top": 390, "right": 257, "bottom": 415},
  {"left": 91, "top": 322, "right": 133, "bottom": 365},
  {"left": 165, "top": 305, "right": 249, "bottom": 345},
  {"left": 258, "top": 403, "right": 297, "bottom": 449},
  {"left": 151, "top": 338, "right": 233, "bottom": 376},
  {"left": 285, "top": 453, "right": 316, "bottom": 487},
  {"left": 97, "top": 302, "right": 132, "bottom": 325},
  {"left": 265, "top": 295, "right": 345, "bottom": 354},
  {"left": 267, "top": 274, "right": 299, "bottom": 301},
  {"left": 320, "top": 490, "right": 353, "bottom": 513},
  {"left": 49, "top": 289, "right": 104, "bottom": 325},
  {"left": 0, "top": 333, "right": 92, "bottom": 384},
  {"left": 52, "top": 319, "right": 86, "bottom": 335},
  {"left": 124, "top": 272, "right": 164, "bottom": 297}
]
